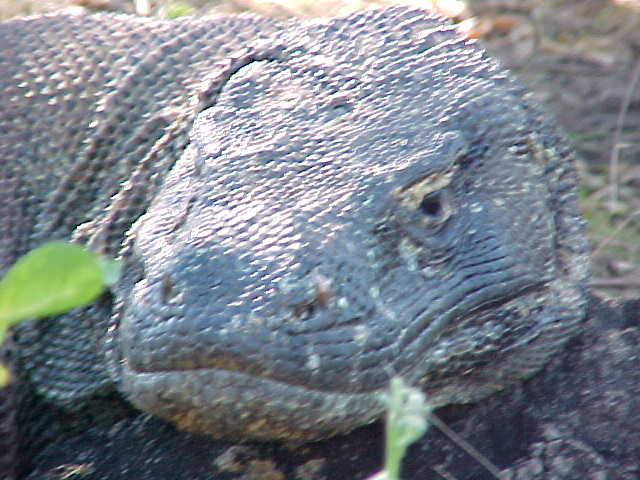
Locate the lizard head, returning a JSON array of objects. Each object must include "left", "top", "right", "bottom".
[{"left": 113, "top": 8, "right": 589, "bottom": 440}]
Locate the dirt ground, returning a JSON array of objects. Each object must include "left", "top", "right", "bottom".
[{"left": 2, "top": 0, "right": 640, "bottom": 298}]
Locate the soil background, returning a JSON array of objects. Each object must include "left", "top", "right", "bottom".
[{"left": 2, "top": 0, "right": 639, "bottom": 293}]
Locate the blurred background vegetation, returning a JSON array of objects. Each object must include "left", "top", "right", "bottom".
[{"left": 2, "top": 0, "right": 639, "bottom": 299}]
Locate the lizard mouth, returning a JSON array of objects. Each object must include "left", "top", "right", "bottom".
[
  {"left": 468, "top": 282, "right": 545, "bottom": 315},
  {"left": 120, "top": 361, "right": 386, "bottom": 441},
  {"left": 118, "top": 275, "right": 561, "bottom": 441},
  {"left": 393, "top": 272, "right": 550, "bottom": 360}
]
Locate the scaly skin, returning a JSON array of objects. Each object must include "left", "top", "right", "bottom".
[{"left": 1, "top": 7, "right": 588, "bottom": 461}]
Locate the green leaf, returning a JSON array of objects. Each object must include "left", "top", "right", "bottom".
[
  {"left": 0, "top": 242, "right": 119, "bottom": 327},
  {"left": 0, "top": 242, "right": 120, "bottom": 386}
]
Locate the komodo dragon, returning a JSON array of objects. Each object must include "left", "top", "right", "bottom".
[{"left": 1, "top": 6, "right": 589, "bottom": 479}]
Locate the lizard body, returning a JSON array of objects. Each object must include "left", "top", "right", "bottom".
[{"left": 1, "top": 7, "right": 588, "bottom": 470}]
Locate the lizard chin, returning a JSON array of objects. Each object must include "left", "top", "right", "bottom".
[{"left": 119, "top": 360, "right": 386, "bottom": 441}]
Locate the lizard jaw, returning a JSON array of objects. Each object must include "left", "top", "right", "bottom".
[
  {"left": 120, "top": 361, "right": 386, "bottom": 441},
  {"left": 118, "top": 280, "right": 583, "bottom": 442}
]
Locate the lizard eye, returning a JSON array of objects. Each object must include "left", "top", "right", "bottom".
[
  {"left": 419, "top": 191, "right": 451, "bottom": 227},
  {"left": 392, "top": 171, "right": 454, "bottom": 227},
  {"left": 419, "top": 192, "right": 444, "bottom": 218}
]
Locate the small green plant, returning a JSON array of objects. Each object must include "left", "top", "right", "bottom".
[
  {"left": 164, "top": 2, "right": 193, "bottom": 19},
  {"left": 369, "top": 377, "right": 433, "bottom": 480},
  {"left": 0, "top": 242, "right": 119, "bottom": 385}
]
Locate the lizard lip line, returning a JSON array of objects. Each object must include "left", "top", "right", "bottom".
[
  {"left": 464, "top": 281, "right": 548, "bottom": 318},
  {"left": 398, "top": 277, "right": 550, "bottom": 350}
]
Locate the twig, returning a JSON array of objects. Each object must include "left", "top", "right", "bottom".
[
  {"left": 583, "top": 165, "right": 640, "bottom": 207},
  {"left": 430, "top": 413, "right": 504, "bottom": 479},
  {"left": 609, "top": 57, "right": 640, "bottom": 209},
  {"left": 592, "top": 209, "right": 640, "bottom": 258},
  {"left": 591, "top": 277, "right": 640, "bottom": 289}
]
